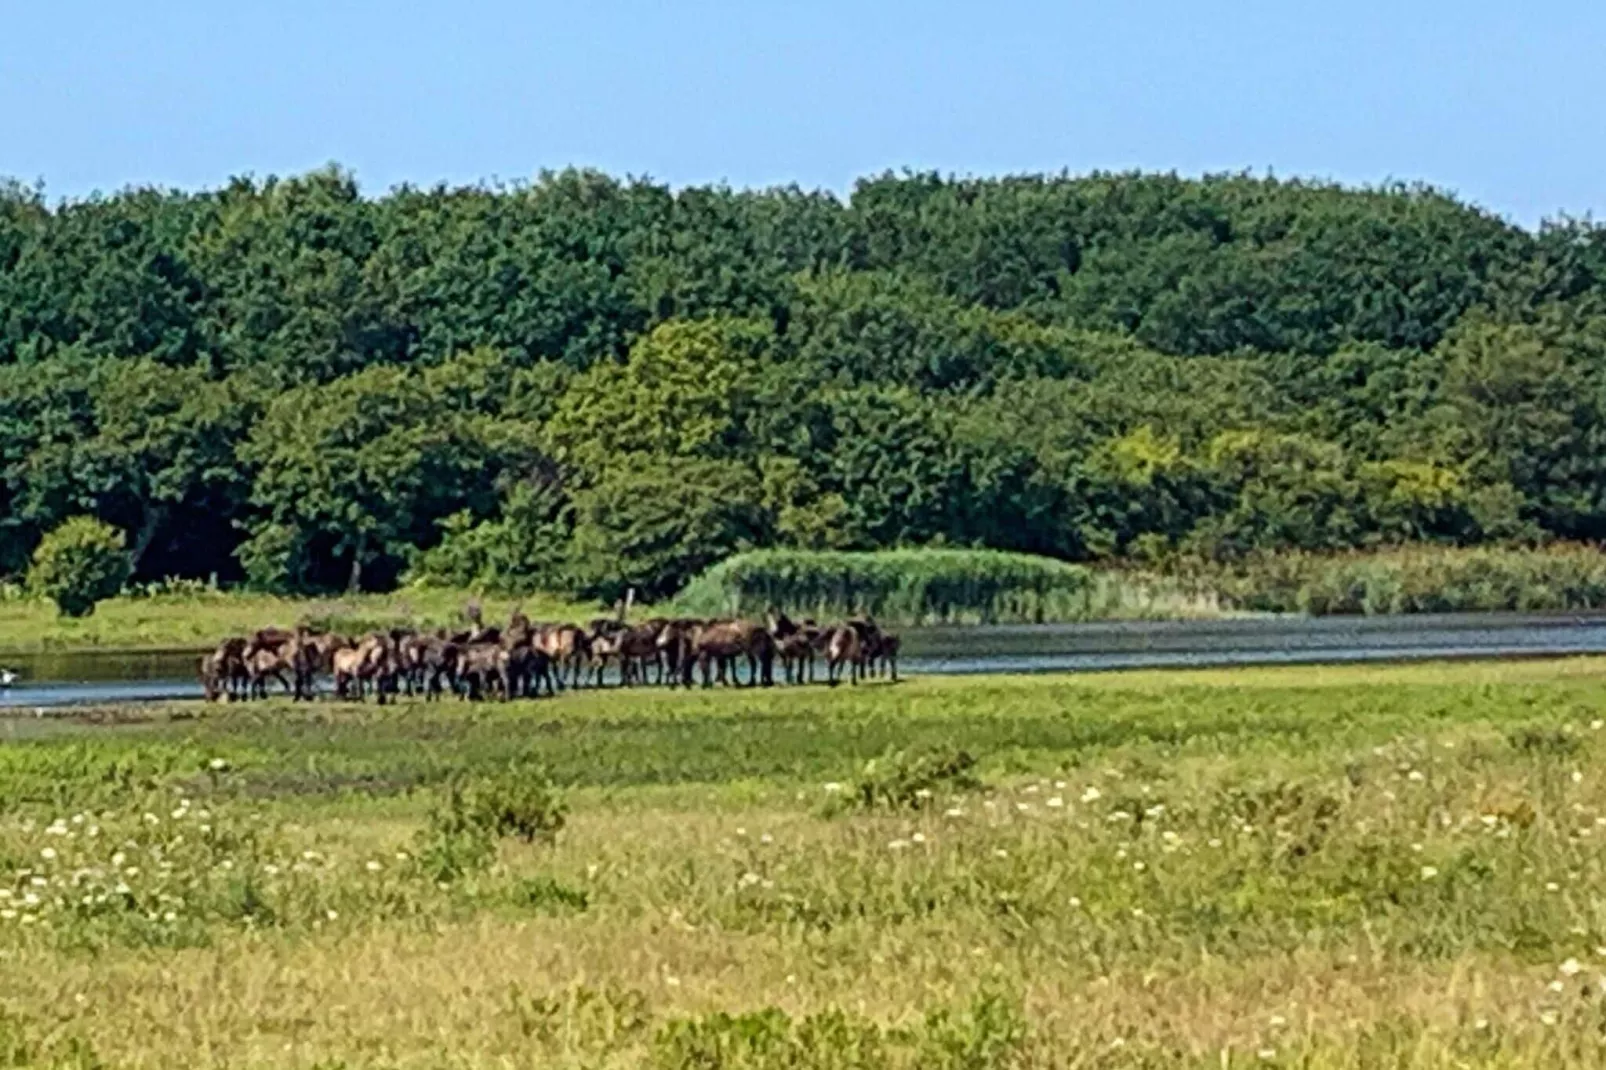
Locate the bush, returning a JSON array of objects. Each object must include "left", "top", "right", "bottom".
[
  {"left": 674, "top": 548, "right": 1098, "bottom": 625},
  {"left": 467, "top": 766, "right": 568, "bottom": 844},
  {"left": 26, "top": 516, "right": 133, "bottom": 618},
  {"left": 840, "top": 745, "right": 981, "bottom": 813},
  {"left": 414, "top": 763, "right": 568, "bottom": 883}
]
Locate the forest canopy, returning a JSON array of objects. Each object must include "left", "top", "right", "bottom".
[{"left": 2, "top": 166, "right": 1604, "bottom": 598}]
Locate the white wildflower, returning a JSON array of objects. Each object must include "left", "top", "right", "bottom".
[
  {"left": 1046, "top": 796, "right": 1064, "bottom": 808},
  {"left": 1420, "top": 866, "right": 1439, "bottom": 881},
  {"left": 1081, "top": 787, "right": 1102, "bottom": 803},
  {"left": 1561, "top": 958, "right": 1583, "bottom": 977}
]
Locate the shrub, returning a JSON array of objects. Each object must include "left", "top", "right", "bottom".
[
  {"left": 468, "top": 768, "right": 568, "bottom": 844},
  {"left": 843, "top": 745, "right": 981, "bottom": 813},
  {"left": 414, "top": 781, "right": 498, "bottom": 883},
  {"left": 26, "top": 516, "right": 133, "bottom": 618},
  {"left": 415, "top": 763, "right": 568, "bottom": 882}
]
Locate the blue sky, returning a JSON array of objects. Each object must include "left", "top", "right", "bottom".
[{"left": 2, "top": 1, "right": 1602, "bottom": 226}]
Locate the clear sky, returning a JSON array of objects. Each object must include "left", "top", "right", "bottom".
[{"left": 3, "top": 1, "right": 1602, "bottom": 227}]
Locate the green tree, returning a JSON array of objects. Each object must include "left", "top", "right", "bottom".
[
  {"left": 238, "top": 357, "right": 533, "bottom": 592},
  {"left": 566, "top": 456, "right": 767, "bottom": 602},
  {"left": 544, "top": 317, "right": 773, "bottom": 471}
]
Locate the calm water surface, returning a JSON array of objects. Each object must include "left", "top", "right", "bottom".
[{"left": 5, "top": 613, "right": 1606, "bottom": 710}]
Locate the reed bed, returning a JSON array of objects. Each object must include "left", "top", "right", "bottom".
[
  {"left": 674, "top": 548, "right": 1111, "bottom": 624},
  {"left": 1201, "top": 543, "right": 1606, "bottom": 615}
]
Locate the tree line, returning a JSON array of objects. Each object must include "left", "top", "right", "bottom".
[{"left": 2, "top": 165, "right": 1604, "bottom": 601}]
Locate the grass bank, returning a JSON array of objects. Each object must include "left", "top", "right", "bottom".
[
  {"left": 0, "top": 585, "right": 600, "bottom": 656},
  {"left": 1, "top": 662, "right": 1605, "bottom": 1066}
]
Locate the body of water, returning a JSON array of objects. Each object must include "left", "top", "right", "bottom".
[{"left": 5, "top": 612, "right": 1606, "bottom": 709}]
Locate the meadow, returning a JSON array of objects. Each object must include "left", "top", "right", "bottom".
[{"left": 0, "top": 661, "right": 1604, "bottom": 1067}]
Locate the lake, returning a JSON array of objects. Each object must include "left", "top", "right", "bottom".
[{"left": 5, "top": 612, "right": 1606, "bottom": 709}]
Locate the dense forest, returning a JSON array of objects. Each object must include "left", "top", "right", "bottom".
[{"left": 1, "top": 166, "right": 1604, "bottom": 601}]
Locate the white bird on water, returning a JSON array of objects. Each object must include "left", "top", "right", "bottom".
[{"left": 0, "top": 668, "right": 16, "bottom": 687}]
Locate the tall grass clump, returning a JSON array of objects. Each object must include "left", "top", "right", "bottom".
[
  {"left": 1200, "top": 543, "right": 1606, "bottom": 615},
  {"left": 675, "top": 549, "right": 1104, "bottom": 624}
]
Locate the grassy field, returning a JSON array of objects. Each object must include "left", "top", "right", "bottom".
[
  {"left": 0, "top": 587, "right": 603, "bottom": 656},
  {"left": 1, "top": 662, "right": 1606, "bottom": 1066}
]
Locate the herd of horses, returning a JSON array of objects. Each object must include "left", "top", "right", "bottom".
[{"left": 199, "top": 609, "right": 901, "bottom": 704}]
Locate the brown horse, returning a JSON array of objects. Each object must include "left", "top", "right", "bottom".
[
  {"left": 535, "top": 624, "right": 591, "bottom": 690},
  {"left": 689, "top": 619, "right": 776, "bottom": 688},
  {"left": 825, "top": 625, "right": 862, "bottom": 687}
]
